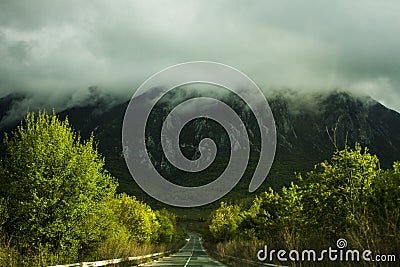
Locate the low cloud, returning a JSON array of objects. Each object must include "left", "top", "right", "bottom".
[{"left": 0, "top": 0, "right": 399, "bottom": 120}]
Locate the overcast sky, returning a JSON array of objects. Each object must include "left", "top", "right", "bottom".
[{"left": 1, "top": 0, "right": 400, "bottom": 114}]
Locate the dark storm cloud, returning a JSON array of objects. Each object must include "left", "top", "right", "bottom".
[{"left": 0, "top": 0, "right": 399, "bottom": 117}]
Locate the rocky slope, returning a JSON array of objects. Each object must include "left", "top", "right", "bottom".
[{"left": 1, "top": 90, "right": 399, "bottom": 203}]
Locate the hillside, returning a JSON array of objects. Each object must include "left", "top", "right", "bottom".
[{"left": 1, "top": 89, "right": 400, "bottom": 215}]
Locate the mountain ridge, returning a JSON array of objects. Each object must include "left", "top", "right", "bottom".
[{"left": 1, "top": 89, "right": 399, "bottom": 211}]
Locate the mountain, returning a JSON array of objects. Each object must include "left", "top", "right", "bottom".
[
  {"left": 0, "top": 93, "right": 26, "bottom": 130},
  {"left": 271, "top": 91, "right": 400, "bottom": 166},
  {"left": 1, "top": 90, "right": 400, "bottom": 212}
]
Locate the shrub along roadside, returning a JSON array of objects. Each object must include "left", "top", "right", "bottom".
[
  {"left": 205, "top": 145, "right": 400, "bottom": 266},
  {"left": 0, "top": 111, "right": 185, "bottom": 266}
]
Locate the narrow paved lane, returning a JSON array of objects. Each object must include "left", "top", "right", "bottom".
[{"left": 143, "top": 233, "right": 225, "bottom": 266}]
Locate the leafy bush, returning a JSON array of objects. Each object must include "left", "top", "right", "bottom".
[
  {"left": 207, "top": 202, "right": 242, "bottom": 242},
  {"left": 299, "top": 145, "right": 379, "bottom": 236},
  {"left": 0, "top": 111, "right": 183, "bottom": 266},
  {"left": 108, "top": 193, "right": 160, "bottom": 244},
  {"left": 206, "top": 144, "right": 400, "bottom": 244},
  {"left": 156, "top": 209, "right": 178, "bottom": 243},
  {"left": 0, "top": 198, "right": 7, "bottom": 232},
  {"left": 0, "top": 111, "right": 118, "bottom": 262}
]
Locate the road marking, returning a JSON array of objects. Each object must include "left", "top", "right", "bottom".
[
  {"left": 183, "top": 255, "right": 191, "bottom": 267},
  {"left": 183, "top": 235, "right": 195, "bottom": 267},
  {"left": 225, "top": 255, "right": 287, "bottom": 267},
  {"left": 140, "top": 233, "right": 225, "bottom": 266}
]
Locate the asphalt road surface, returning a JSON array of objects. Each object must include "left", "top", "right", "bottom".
[{"left": 142, "top": 233, "right": 225, "bottom": 267}]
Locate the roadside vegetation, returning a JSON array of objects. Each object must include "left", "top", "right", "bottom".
[
  {"left": 0, "top": 111, "right": 185, "bottom": 266},
  {"left": 204, "top": 145, "right": 400, "bottom": 266},
  {"left": 2, "top": 110, "right": 398, "bottom": 266}
]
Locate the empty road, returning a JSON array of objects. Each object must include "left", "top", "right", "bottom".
[{"left": 142, "top": 233, "right": 225, "bottom": 266}]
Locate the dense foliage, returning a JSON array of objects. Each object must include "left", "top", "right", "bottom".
[
  {"left": 0, "top": 112, "right": 182, "bottom": 266},
  {"left": 206, "top": 145, "right": 400, "bottom": 258}
]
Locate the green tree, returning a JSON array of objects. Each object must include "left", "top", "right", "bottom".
[
  {"left": 0, "top": 111, "right": 117, "bottom": 260},
  {"left": 242, "top": 188, "right": 281, "bottom": 240},
  {"left": 156, "top": 209, "right": 177, "bottom": 243},
  {"left": 236, "top": 184, "right": 304, "bottom": 242},
  {"left": 0, "top": 197, "right": 7, "bottom": 232},
  {"left": 109, "top": 193, "right": 159, "bottom": 243},
  {"left": 205, "top": 145, "right": 400, "bottom": 264},
  {"left": 370, "top": 161, "right": 400, "bottom": 227},
  {"left": 298, "top": 144, "right": 378, "bottom": 236},
  {"left": 207, "top": 202, "right": 242, "bottom": 242},
  {"left": 278, "top": 184, "right": 304, "bottom": 238}
]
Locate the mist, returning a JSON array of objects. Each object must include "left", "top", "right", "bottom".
[{"left": 1, "top": 0, "right": 400, "bottom": 123}]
